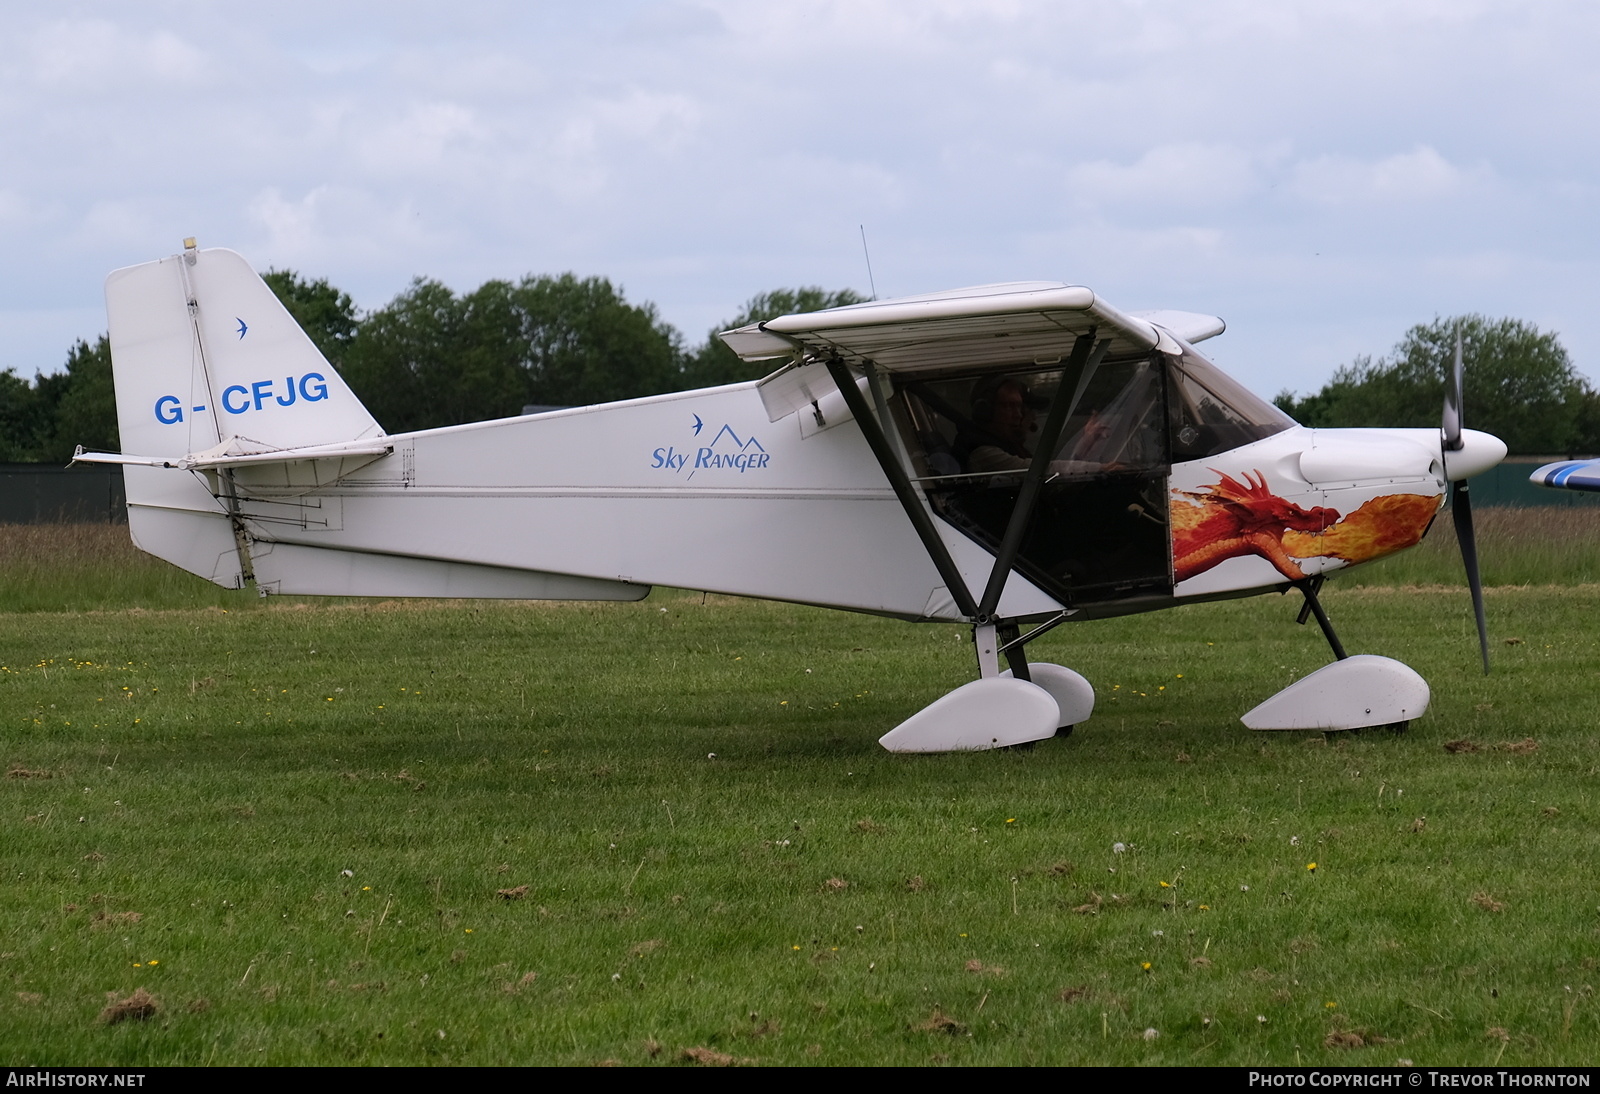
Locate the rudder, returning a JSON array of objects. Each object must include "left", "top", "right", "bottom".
[{"left": 97, "top": 243, "right": 386, "bottom": 588}]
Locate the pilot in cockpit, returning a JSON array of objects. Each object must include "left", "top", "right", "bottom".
[{"left": 957, "top": 375, "right": 1108, "bottom": 477}]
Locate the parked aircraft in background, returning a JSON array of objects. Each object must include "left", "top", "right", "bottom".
[
  {"left": 1531, "top": 458, "right": 1600, "bottom": 494},
  {"left": 76, "top": 242, "right": 1506, "bottom": 752}
]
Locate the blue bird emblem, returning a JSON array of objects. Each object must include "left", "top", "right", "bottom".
[{"left": 236, "top": 318, "right": 248, "bottom": 339}]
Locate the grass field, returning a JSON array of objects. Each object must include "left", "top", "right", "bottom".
[{"left": 3, "top": 518, "right": 1600, "bottom": 1066}]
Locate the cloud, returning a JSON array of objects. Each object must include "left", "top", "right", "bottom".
[
  {"left": 534, "top": 89, "right": 704, "bottom": 198},
  {"left": 354, "top": 101, "right": 491, "bottom": 177},
  {"left": 72, "top": 200, "right": 156, "bottom": 248},
  {"left": 570, "top": 89, "right": 702, "bottom": 153},
  {"left": 247, "top": 186, "right": 327, "bottom": 257},
  {"left": 622, "top": 2, "right": 727, "bottom": 40},
  {"left": 1290, "top": 146, "right": 1484, "bottom": 206},
  {"left": 245, "top": 185, "right": 449, "bottom": 276},
  {"left": 2, "top": 3, "right": 1599, "bottom": 391},
  {"left": 25, "top": 18, "right": 210, "bottom": 93},
  {"left": 0, "top": 190, "right": 28, "bottom": 228},
  {"left": 1065, "top": 144, "right": 1270, "bottom": 212}
]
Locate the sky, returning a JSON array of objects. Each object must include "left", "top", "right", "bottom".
[{"left": 3, "top": 0, "right": 1598, "bottom": 399}]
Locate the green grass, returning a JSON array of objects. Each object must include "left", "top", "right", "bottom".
[
  {"left": 1345, "top": 507, "right": 1600, "bottom": 588},
  {"left": 0, "top": 525, "right": 253, "bottom": 613},
  {"left": 3, "top": 523, "right": 1600, "bottom": 1065}
]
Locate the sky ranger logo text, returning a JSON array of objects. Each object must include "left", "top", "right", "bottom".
[{"left": 652, "top": 420, "right": 770, "bottom": 479}]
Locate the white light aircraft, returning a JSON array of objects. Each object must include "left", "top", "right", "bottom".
[{"left": 76, "top": 241, "right": 1508, "bottom": 752}]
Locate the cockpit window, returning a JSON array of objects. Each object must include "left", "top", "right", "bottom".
[
  {"left": 898, "top": 356, "right": 1167, "bottom": 483},
  {"left": 1168, "top": 347, "right": 1294, "bottom": 462}
]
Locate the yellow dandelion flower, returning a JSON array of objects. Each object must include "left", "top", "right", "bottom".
[
  {"left": 1325, "top": 1001, "right": 1337, "bottom": 1009},
  {"left": 1159, "top": 881, "right": 1171, "bottom": 888},
  {"left": 1199, "top": 904, "right": 1210, "bottom": 910},
  {"left": 1142, "top": 962, "right": 1152, "bottom": 971},
  {"left": 1307, "top": 862, "right": 1318, "bottom": 872},
  {"left": 792, "top": 945, "right": 800, "bottom": 950}
]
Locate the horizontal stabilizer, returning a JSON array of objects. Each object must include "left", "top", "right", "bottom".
[{"left": 74, "top": 437, "right": 393, "bottom": 471}]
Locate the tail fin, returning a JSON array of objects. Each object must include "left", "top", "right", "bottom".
[
  {"left": 104, "top": 244, "right": 382, "bottom": 461},
  {"left": 83, "top": 243, "right": 386, "bottom": 588}
]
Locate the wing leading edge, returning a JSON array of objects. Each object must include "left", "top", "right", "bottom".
[{"left": 723, "top": 281, "right": 1223, "bottom": 423}]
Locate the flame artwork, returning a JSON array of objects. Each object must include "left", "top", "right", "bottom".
[{"left": 1171, "top": 470, "right": 1441, "bottom": 584}]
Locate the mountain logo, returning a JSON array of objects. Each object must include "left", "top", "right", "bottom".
[{"left": 651, "top": 420, "right": 771, "bottom": 479}]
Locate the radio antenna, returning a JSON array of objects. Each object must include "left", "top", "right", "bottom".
[{"left": 859, "top": 224, "right": 879, "bottom": 300}]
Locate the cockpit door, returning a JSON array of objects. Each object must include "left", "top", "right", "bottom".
[{"left": 894, "top": 355, "right": 1172, "bottom": 608}]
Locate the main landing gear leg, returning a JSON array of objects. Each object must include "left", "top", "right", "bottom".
[
  {"left": 1240, "top": 576, "right": 1429, "bottom": 732},
  {"left": 974, "top": 622, "right": 1001, "bottom": 679},
  {"left": 996, "top": 622, "right": 1030, "bottom": 680},
  {"left": 1293, "top": 576, "right": 1347, "bottom": 661}
]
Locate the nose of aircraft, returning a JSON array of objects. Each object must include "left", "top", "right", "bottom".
[{"left": 1442, "top": 428, "right": 1507, "bottom": 482}]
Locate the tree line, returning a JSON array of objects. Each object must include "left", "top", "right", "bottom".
[
  {"left": 0, "top": 271, "right": 863, "bottom": 461},
  {"left": 1273, "top": 315, "right": 1600, "bottom": 455},
  {"left": 2, "top": 272, "right": 1592, "bottom": 460}
]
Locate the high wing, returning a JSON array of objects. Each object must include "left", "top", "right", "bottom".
[
  {"left": 1530, "top": 459, "right": 1600, "bottom": 493},
  {"left": 719, "top": 281, "right": 1223, "bottom": 423}
]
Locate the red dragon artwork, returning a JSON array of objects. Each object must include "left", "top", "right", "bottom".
[{"left": 1172, "top": 469, "right": 1441, "bottom": 585}]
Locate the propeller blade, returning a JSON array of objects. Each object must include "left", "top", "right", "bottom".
[
  {"left": 1441, "top": 326, "right": 1486, "bottom": 670},
  {"left": 1451, "top": 478, "right": 1490, "bottom": 674},
  {"left": 1442, "top": 329, "right": 1464, "bottom": 452}
]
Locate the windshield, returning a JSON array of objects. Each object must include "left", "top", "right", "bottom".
[{"left": 1167, "top": 347, "right": 1295, "bottom": 462}]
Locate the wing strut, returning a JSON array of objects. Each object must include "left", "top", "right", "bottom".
[
  {"left": 823, "top": 356, "right": 979, "bottom": 620},
  {"left": 976, "top": 332, "right": 1107, "bottom": 623},
  {"left": 979, "top": 333, "right": 1107, "bottom": 680}
]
